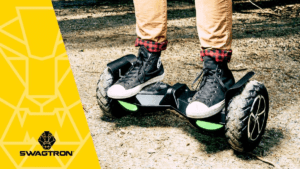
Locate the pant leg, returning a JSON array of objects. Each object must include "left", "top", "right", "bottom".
[
  {"left": 195, "top": 0, "right": 233, "bottom": 62},
  {"left": 133, "top": 0, "right": 168, "bottom": 52}
]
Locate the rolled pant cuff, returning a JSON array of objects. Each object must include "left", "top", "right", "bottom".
[
  {"left": 200, "top": 49, "right": 232, "bottom": 62},
  {"left": 135, "top": 38, "right": 168, "bottom": 52}
]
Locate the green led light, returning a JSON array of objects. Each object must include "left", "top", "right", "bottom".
[
  {"left": 196, "top": 120, "right": 223, "bottom": 130},
  {"left": 118, "top": 101, "right": 138, "bottom": 111}
]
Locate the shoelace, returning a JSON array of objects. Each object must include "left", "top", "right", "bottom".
[
  {"left": 118, "top": 59, "right": 145, "bottom": 84},
  {"left": 191, "top": 67, "right": 227, "bottom": 102}
]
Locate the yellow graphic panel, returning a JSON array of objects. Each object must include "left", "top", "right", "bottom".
[{"left": 0, "top": 1, "right": 101, "bottom": 169}]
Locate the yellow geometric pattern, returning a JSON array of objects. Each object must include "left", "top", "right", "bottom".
[{"left": 0, "top": 1, "right": 100, "bottom": 168}]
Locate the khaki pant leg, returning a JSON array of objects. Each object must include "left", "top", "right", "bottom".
[
  {"left": 133, "top": 0, "right": 167, "bottom": 43},
  {"left": 195, "top": 0, "right": 232, "bottom": 50}
]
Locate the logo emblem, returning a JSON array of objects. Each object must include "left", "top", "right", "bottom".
[
  {"left": 38, "top": 131, "right": 56, "bottom": 150},
  {"left": 157, "top": 58, "right": 161, "bottom": 69},
  {"left": 20, "top": 131, "right": 73, "bottom": 156}
]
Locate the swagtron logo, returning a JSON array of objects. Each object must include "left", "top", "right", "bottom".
[
  {"left": 38, "top": 131, "right": 56, "bottom": 150},
  {"left": 20, "top": 131, "right": 73, "bottom": 156}
]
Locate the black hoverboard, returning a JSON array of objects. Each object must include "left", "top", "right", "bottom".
[{"left": 96, "top": 54, "right": 269, "bottom": 152}]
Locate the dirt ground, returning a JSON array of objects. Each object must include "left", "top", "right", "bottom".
[{"left": 52, "top": 0, "right": 300, "bottom": 168}]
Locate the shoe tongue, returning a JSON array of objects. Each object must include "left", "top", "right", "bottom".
[
  {"left": 139, "top": 46, "right": 151, "bottom": 61},
  {"left": 203, "top": 56, "right": 217, "bottom": 70}
]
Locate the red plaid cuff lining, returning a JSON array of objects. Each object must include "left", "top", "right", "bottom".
[
  {"left": 200, "top": 49, "right": 232, "bottom": 62},
  {"left": 135, "top": 38, "right": 168, "bottom": 52}
]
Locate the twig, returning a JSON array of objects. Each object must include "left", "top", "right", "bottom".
[
  {"left": 84, "top": 71, "right": 101, "bottom": 73},
  {"left": 248, "top": 152, "right": 282, "bottom": 169},
  {"left": 82, "top": 104, "right": 89, "bottom": 113},
  {"left": 115, "top": 33, "right": 136, "bottom": 36},
  {"left": 284, "top": 73, "right": 297, "bottom": 79},
  {"left": 256, "top": 11, "right": 282, "bottom": 17},
  {"left": 248, "top": 0, "right": 262, "bottom": 10},
  {"left": 231, "top": 68, "right": 248, "bottom": 72},
  {"left": 248, "top": 0, "right": 281, "bottom": 16},
  {"left": 263, "top": 135, "right": 272, "bottom": 139},
  {"left": 256, "top": 67, "right": 297, "bottom": 79}
]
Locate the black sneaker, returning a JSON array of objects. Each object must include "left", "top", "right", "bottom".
[
  {"left": 107, "top": 46, "right": 165, "bottom": 99},
  {"left": 186, "top": 56, "right": 235, "bottom": 119}
]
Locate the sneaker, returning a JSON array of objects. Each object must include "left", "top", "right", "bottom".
[
  {"left": 186, "top": 56, "right": 235, "bottom": 119},
  {"left": 107, "top": 46, "right": 165, "bottom": 99}
]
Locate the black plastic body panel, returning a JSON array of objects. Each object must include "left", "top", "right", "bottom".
[
  {"left": 107, "top": 54, "right": 137, "bottom": 82},
  {"left": 223, "top": 71, "right": 255, "bottom": 123}
]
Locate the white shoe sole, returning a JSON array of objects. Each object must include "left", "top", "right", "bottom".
[
  {"left": 107, "top": 73, "right": 165, "bottom": 99},
  {"left": 186, "top": 100, "right": 225, "bottom": 119}
]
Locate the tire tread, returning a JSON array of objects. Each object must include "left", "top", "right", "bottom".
[{"left": 225, "top": 80, "right": 268, "bottom": 152}]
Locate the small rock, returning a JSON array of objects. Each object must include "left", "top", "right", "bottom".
[{"left": 148, "top": 149, "right": 155, "bottom": 154}]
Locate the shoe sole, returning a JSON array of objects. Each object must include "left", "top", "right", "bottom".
[
  {"left": 186, "top": 100, "right": 225, "bottom": 119},
  {"left": 108, "top": 73, "right": 165, "bottom": 99}
]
